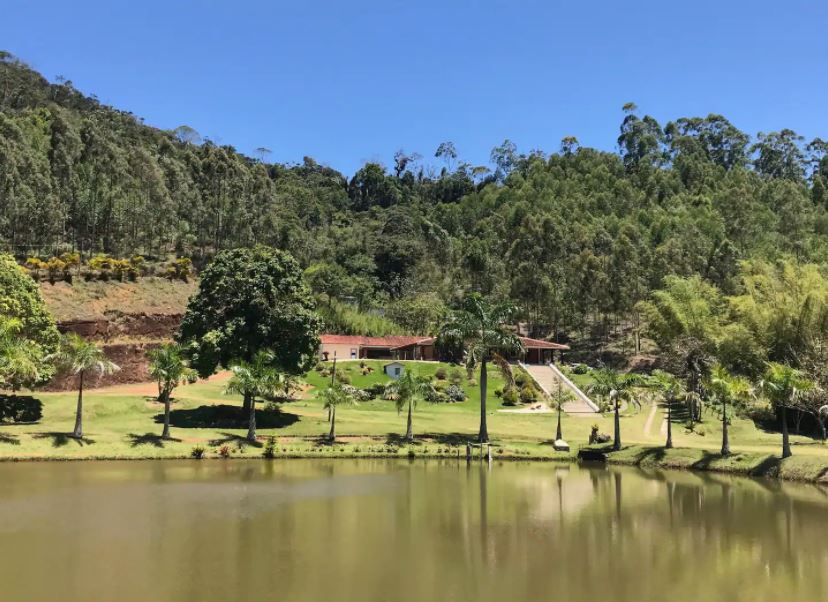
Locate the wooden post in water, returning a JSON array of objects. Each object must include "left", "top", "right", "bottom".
[{"left": 466, "top": 443, "right": 472, "bottom": 462}]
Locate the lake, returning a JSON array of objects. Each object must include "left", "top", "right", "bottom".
[{"left": 0, "top": 459, "right": 825, "bottom": 601}]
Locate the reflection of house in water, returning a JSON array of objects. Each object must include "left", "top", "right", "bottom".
[{"left": 319, "top": 334, "right": 568, "bottom": 363}]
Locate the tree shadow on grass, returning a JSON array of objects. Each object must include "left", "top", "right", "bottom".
[
  {"left": 126, "top": 433, "right": 180, "bottom": 448},
  {"left": 385, "top": 433, "right": 421, "bottom": 446},
  {"left": 208, "top": 432, "right": 263, "bottom": 448},
  {"left": 626, "top": 446, "right": 669, "bottom": 465},
  {"left": 155, "top": 404, "right": 299, "bottom": 430},
  {"left": 416, "top": 432, "right": 477, "bottom": 446},
  {"left": 32, "top": 432, "right": 95, "bottom": 448},
  {"left": 748, "top": 455, "right": 783, "bottom": 478},
  {"left": 0, "top": 432, "right": 20, "bottom": 445}
]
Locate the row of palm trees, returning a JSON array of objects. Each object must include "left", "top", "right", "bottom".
[{"left": 587, "top": 362, "right": 817, "bottom": 459}]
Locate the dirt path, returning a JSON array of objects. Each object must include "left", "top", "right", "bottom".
[
  {"left": 643, "top": 401, "right": 659, "bottom": 438},
  {"left": 95, "top": 371, "right": 232, "bottom": 396}
]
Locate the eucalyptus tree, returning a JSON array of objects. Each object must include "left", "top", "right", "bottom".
[
  {"left": 707, "top": 364, "right": 752, "bottom": 457},
  {"left": 147, "top": 343, "right": 197, "bottom": 440},
  {"left": 317, "top": 381, "right": 356, "bottom": 442},
  {"left": 438, "top": 294, "right": 523, "bottom": 443},
  {"left": 224, "top": 351, "right": 282, "bottom": 443},
  {"left": 587, "top": 369, "right": 643, "bottom": 451},
  {"left": 649, "top": 370, "right": 686, "bottom": 449},
  {"left": 761, "top": 363, "right": 812, "bottom": 458},
  {"left": 384, "top": 370, "right": 433, "bottom": 442},
  {"left": 50, "top": 333, "right": 120, "bottom": 438}
]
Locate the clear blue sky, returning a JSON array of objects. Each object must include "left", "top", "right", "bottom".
[{"left": 3, "top": 0, "right": 827, "bottom": 175}]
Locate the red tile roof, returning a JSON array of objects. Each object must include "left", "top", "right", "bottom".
[
  {"left": 320, "top": 334, "right": 567, "bottom": 350},
  {"left": 518, "top": 336, "right": 569, "bottom": 350},
  {"left": 320, "top": 334, "right": 428, "bottom": 348}
]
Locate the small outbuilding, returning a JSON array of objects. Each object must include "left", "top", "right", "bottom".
[{"left": 384, "top": 362, "right": 405, "bottom": 380}]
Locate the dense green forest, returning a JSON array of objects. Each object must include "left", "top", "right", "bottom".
[{"left": 3, "top": 50, "right": 828, "bottom": 350}]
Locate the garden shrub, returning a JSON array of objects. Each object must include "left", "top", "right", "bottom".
[
  {"left": 190, "top": 445, "right": 206, "bottom": 459},
  {"left": 445, "top": 384, "right": 466, "bottom": 402},
  {"left": 449, "top": 368, "right": 464, "bottom": 385},
  {"left": 502, "top": 389, "right": 520, "bottom": 406},
  {"left": 571, "top": 363, "right": 590, "bottom": 375},
  {"left": 263, "top": 436, "right": 277, "bottom": 458},
  {"left": 520, "top": 385, "right": 538, "bottom": 404},
  {"left": 435, "top": 366, "right": 447, "bottom": 380}
]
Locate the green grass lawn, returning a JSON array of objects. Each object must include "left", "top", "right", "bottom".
[{"left": 1, "top": 359, "right": 827, "bottom": 481}]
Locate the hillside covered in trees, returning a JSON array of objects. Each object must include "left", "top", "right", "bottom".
[{"left": 3, "top": 51, "right": 828, "bottom": 353}]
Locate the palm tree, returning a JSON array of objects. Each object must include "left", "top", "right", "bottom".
[
  {"left": 438, "top": 294, "right": 523, "bottom": 443},
  {"left": 51, "top": 333, "right": 120, "bottom": 438},
  {"left": 552, "top": 382, "right": 574, "bottom": 441},
  {"left": 649, "top": 370, "right": 685, "bottom": 449},
  {"left": 587, "top": 368, "right": 642, "bottom": 451},
  {"left": 147, "top": 343, "right": 197, "bottom": 440},
  {"left": 317, "top": 381, "right": 356, "bottom": 442},
  {"left": 224, "top": 351, "right": 281, "bottom": 442},
  {"left": 707, "top": 364, "right": 751, "bottom": 457},
  {"left": 384, "top": 370, "right": 434, "bottom": 442},
  {"left": 761, "top": 362, "right": 812, "bottom": 459}
]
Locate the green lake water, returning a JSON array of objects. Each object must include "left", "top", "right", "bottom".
[{"left": 0, "top": 459, "right": 825, "bottom": 602}]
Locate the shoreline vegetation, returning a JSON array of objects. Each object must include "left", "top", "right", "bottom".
[{"left": 1, "top": 360, "right": 826, "bottom": 484}]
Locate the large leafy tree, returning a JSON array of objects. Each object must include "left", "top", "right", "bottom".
[
  {"left": 179, "top": 246, "right": 322, "bottom": 413},
  {"left": 439, "top": 294, "right": 523, "bottom": 443},
  {"left": 384, "top": 370, "right": 434, "bottom": 442},
  {"left": 51, "top": 333, "right": 120, "bottom": 438},
  {"left": 147, "top": 343, "right": 197, "bottom": 440},
  {"left": 587, "top": 369, "right": 643, "bottom": 451},
  {"left": 0, "top": 254, "right": 59, "bottom": 389},
  {"left": 761, "top": 363, "right": 812, "bottom": 458}
]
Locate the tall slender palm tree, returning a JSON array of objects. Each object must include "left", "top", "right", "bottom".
[
  {"left": 439, "top": 294, "right": 523, "bottom": 443},
  {"left": 317, "top": 381, "right": 356, "bottom": 442},
  {"left": 51, "top": 333, "right": 120, "bottom": 438},
  {"left": 147, "top": 343, "right": 197, "bottom": 440},
  {"left": 649, "top": 370, "right": 685, "bottom": 449},
  {"left": 587, "top": 368, "right": 642, "bottom": 451},
  {"left": 552, "top": 382, "right": 574, "bottom": 441},
  {"left": 384, "top": 370, "right": 434, "bottom": 442},
  {"left": 707, "top": 364, "right": 751, "bottom": 457},
  {"left": 224, "top": 351, "right": 281, "bottom": 442},
  {"left": 761, "top": 362, "right": 812, "bottom": 459}
]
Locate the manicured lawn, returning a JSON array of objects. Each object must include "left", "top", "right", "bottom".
[{"left": 0, "top": 359, "right": 827, "bottom": 482}]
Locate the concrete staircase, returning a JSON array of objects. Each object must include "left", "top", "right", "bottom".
[{"left": 520, "top": 362, "right": 600, "bottom": 415}]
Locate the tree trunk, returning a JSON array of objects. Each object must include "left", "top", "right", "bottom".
[
  {"left": 613, "top": 394, "right": 621, "bottom": 451},
  {"left": 721, "top": 398, "right": 730, "bottom": 456},
  {"left": 246, "top": 393, "right": 257, "bottom": 443},
  {"left": 242, "top": 394, "right": 251, "bottom": 414},
  {"left": 555, "top": 405, "right": 563, "bottom": 441},
  {"left": 405, "top": 400, "right": 413, "bottom": 442},
  {"left": 329, "top": 406, "right": 336, "bottom": 442},
  {"left": 478, "top": 358, "right": 489, "bottom": 443},
  {"left": 161, "top": 389, "right": 172, "bottom": 439},
  {"left": 72, "top": 370, "right": 84, "bottom": 438},
  {"left": 781, "top": 405, "right": 792, "bottom": 459},
  {"left": 665, "top": 401, "right": 673, "bottom": 449}
]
